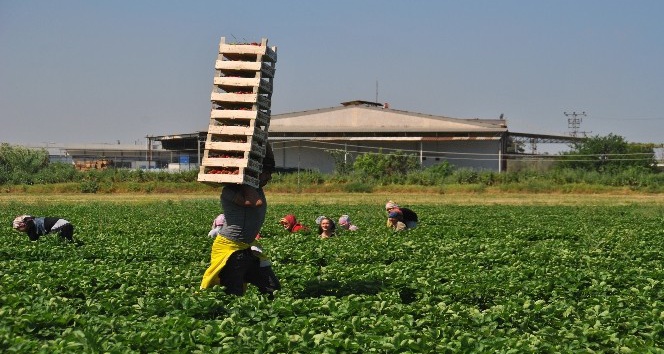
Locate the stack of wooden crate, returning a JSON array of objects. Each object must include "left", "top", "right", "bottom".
[{"left": 197, "top": 37, "right": 277, "bottom": 188}]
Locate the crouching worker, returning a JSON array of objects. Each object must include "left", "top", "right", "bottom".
[
  {"left": 207, "top": 214, "right": 225, "bottom": 238},
  {"left": 12, "top": 215, "right": 80, "bottom": 243},
  {"left": 385, "top": 200, "right": 418, "bottom": 232},
  {"left": 200, "top": 143, "right": 280, "bottom": 298}
]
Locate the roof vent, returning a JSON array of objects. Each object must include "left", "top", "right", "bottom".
[{"left": 340, "top": 100, "right": 383, "bottom": 107}]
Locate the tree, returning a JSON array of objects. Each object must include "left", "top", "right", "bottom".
[
  {"left": 353, "top": 150, "right": 419, "bottom": 180},
  {"left": 0, "top": 143, "right": 50, "bottom": 184},
  {"left": 557, "top": 134, "right": 656, "bottom": 172},
  {"left": 327, "top": 149, "right": 353, "bottom": 175}
]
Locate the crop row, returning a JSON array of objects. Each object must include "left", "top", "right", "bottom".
[{"left": 1, "top": 199, "right": 663, "bottom": 352}]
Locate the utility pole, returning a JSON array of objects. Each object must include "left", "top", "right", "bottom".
[{"left": 564, "top": 111, "right": 588, "bottom": 137}]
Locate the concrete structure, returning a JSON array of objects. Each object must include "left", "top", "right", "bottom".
[
  {"left": 268, "top": 100, "right": 510, "bottom": 173},
  {"left": 26, "top": 142, "right": 181, "bottom": 170}
]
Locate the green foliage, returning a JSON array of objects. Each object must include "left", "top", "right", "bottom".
[
  {"left": 353, "top": 150, "right": 419, "bottom": 181},
  {"left": 0, "top": 143, "right": 49, "bottom": 184},
  {"left": 1, "top": 141, "right": 662, "bottom": 192},
  {"left": 558, "top": 134, "right": 656, "bottom": 172},
  {"left": 86, "top": 168, "right": 199, "bottom": 183},
  {"left": 451, "top": 168, "right": 480, "bottom": 184},
  {"left": 80, "top": 179, "right": 100, "bottom": 193},
  {"left": 404, "top": 161, "right": 455, "bottom": 186},
  {"left": 1, "top": 201, "right": 663, "bottom": 352},
  {"left": 34, "top": 162, "right": 80, "bottom": 184},
  {"left": 271, "top": 170, "right": 325, "bottom": 186},
  {"left": 327, "top": 149, "right": 354, "bottom": 175}
]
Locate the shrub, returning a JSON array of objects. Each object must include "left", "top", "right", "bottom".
[
  {"left": 353, "top": 150, "right": 419, "bottom": 180},
  {"left": 452, "top": 168, "right": 480, "bottom": 184},
  {"left": 80, "top": 179, "right": 99, "bottom": 193}
]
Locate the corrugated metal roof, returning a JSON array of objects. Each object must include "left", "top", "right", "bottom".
[{"left": 269, "top": 104, "right": 507, "bottom": 134}]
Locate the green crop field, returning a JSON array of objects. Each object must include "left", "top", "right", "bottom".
[{"left": 1, "top": 194, "right": 663, "bottom": 352}]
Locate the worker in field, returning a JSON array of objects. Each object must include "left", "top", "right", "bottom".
[
  {"left": 279, "top": 214, "right": 307, "bottom": 233},
  {"left": 385, "top": 201, "right": 418, "bottom": 231},
  {"left": 200, "top": 143, "right": 280, "bottom": 298},
  {"left": 315, "top": 215, "right": 336, "bottom": 239},
  {"left": 12, "top": 215, "right": 82, "bottom": 244},
  {"left": 207, "top": 214, "right": 226, "bottom": 238},
  {"left": 337, "top": 214, "right": 359, "bottom": 232}
]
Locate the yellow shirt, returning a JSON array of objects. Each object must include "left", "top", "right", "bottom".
[{"left": 200, "top": 236, "right": 268, "bottom": 289}]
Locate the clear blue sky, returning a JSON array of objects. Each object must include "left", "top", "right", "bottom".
[{"left": 1, "top": 0, "right": 663, "bottom": 147}]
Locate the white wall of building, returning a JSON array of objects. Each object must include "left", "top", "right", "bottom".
[{"left": 271, "top": 139, "right": 503, "bottom": 173}]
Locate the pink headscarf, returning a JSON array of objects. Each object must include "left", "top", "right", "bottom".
[{"left": 211, "top": 214, "right": 225, "bottom": 228}]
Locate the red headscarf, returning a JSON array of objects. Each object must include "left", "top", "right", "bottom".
[{"left": 280, "top": 214, "right": 305, "bottom": 232}]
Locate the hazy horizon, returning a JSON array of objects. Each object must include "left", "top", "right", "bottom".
[{"left": 1, "top": 1, "right": 663, "bottom": 149}]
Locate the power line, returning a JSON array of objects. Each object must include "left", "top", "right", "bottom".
[{"left": 270, "top": 139, "right": 659, "bottom": 163}]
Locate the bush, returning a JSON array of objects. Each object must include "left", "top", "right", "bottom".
[
  {"left": 80, "top": 179, "right": 99, "bottom": 193},
  {"left": 0, "top": 143, "right": 50, "bottom": 185},
  {"left": 353, "top": 150, "right": 419, "bottom": 180},
  {"left": 34, "top": 162, "right": 79, "bottom": 184},
  {"left": 452, "top": 168, "right": 480, "bottom": 184}
]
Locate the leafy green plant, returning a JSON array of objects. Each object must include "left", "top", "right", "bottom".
[
  {"left": 353, "top": 150, "right": 419, "bottom": 180},
  {"left": 1, "top": 200, "right": 663, "bottom": 352},
  {"left": 79, "top": 179, "right": 99, "bottom": 193}
]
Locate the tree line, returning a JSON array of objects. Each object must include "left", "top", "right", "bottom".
[{"left": 1, "top": 135, "right": 661, "bottom": 192}]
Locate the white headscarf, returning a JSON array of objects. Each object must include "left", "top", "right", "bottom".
[{"left": 12, "top": 215, "right": 32, "bottom": 229}]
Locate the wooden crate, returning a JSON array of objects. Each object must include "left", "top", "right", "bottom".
[
  {"left": 198, "top": 36, "right": 276, "bottom": 187},
  {"left": 197, "top": 165, "right": 260, "bottom": 187},
  {"left": 217, "top": 37, "right": 277, "bottom": 63},
  {"left": 201, "top": 155, "right": 263, "bottom": 173},
  {"left": 210, "top": 109, "right": 270, "bottom": 128},
  {"left": 214, "top": 60, "right": 275, "bottom": 79},
  {"left": 204, "top": 138, "right": 266, "bottom": 156},
  {"left": 212, "top": 77, "right": 273, "bottom": 94}
]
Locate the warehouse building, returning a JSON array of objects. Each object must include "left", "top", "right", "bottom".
[{"left": 155, "top": 100, "right": 578, "bottom": 173}]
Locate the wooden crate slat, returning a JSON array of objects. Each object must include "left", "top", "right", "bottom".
[
  {"left": 213, "top": 77, "right": 273, "bottom": 94},
  {"left": 218, "top": 37, "right": 277, "bottom": 61},
  {"left": 207, "top": 125, "right": 267, "bottom": 138},
  {"left": 215, "top": 61, "right": 262, "bottom": 71},
  {"left": 210, "top": 92, "right": 259, "bottom": 103},
  {"left": 213, "top": 77, "right": 261, "bottom": 87},
  {"left": 201, "top": 156, "right": 262, "bottom": 172},
  {"left": 197, "top": 171, "right": 260, "bottom": 188},
  {"left": 210, "top": 109, "right": 270, "bottom": 123},
  {"left": 205, "top": 139, "right": 266, "bottom": 155}
]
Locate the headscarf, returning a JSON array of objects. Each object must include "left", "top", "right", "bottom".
[
  {"left": 212, "top": 214, "right": 226, "bottom": 228},
  {"left": 338, "top": 215, "right": 359, "bottom": 231},
  {"left": 315, "top": 215, "right": 327, "bottom": 225},
  {"left": 12, "top": 215, "right": 31, "bottom": 230},
  {"left": 280, "top": 214, "right": 304, "bottom": 232},
  {"left": 385, "top": 201, "right": 399, "bottom": 211}
]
